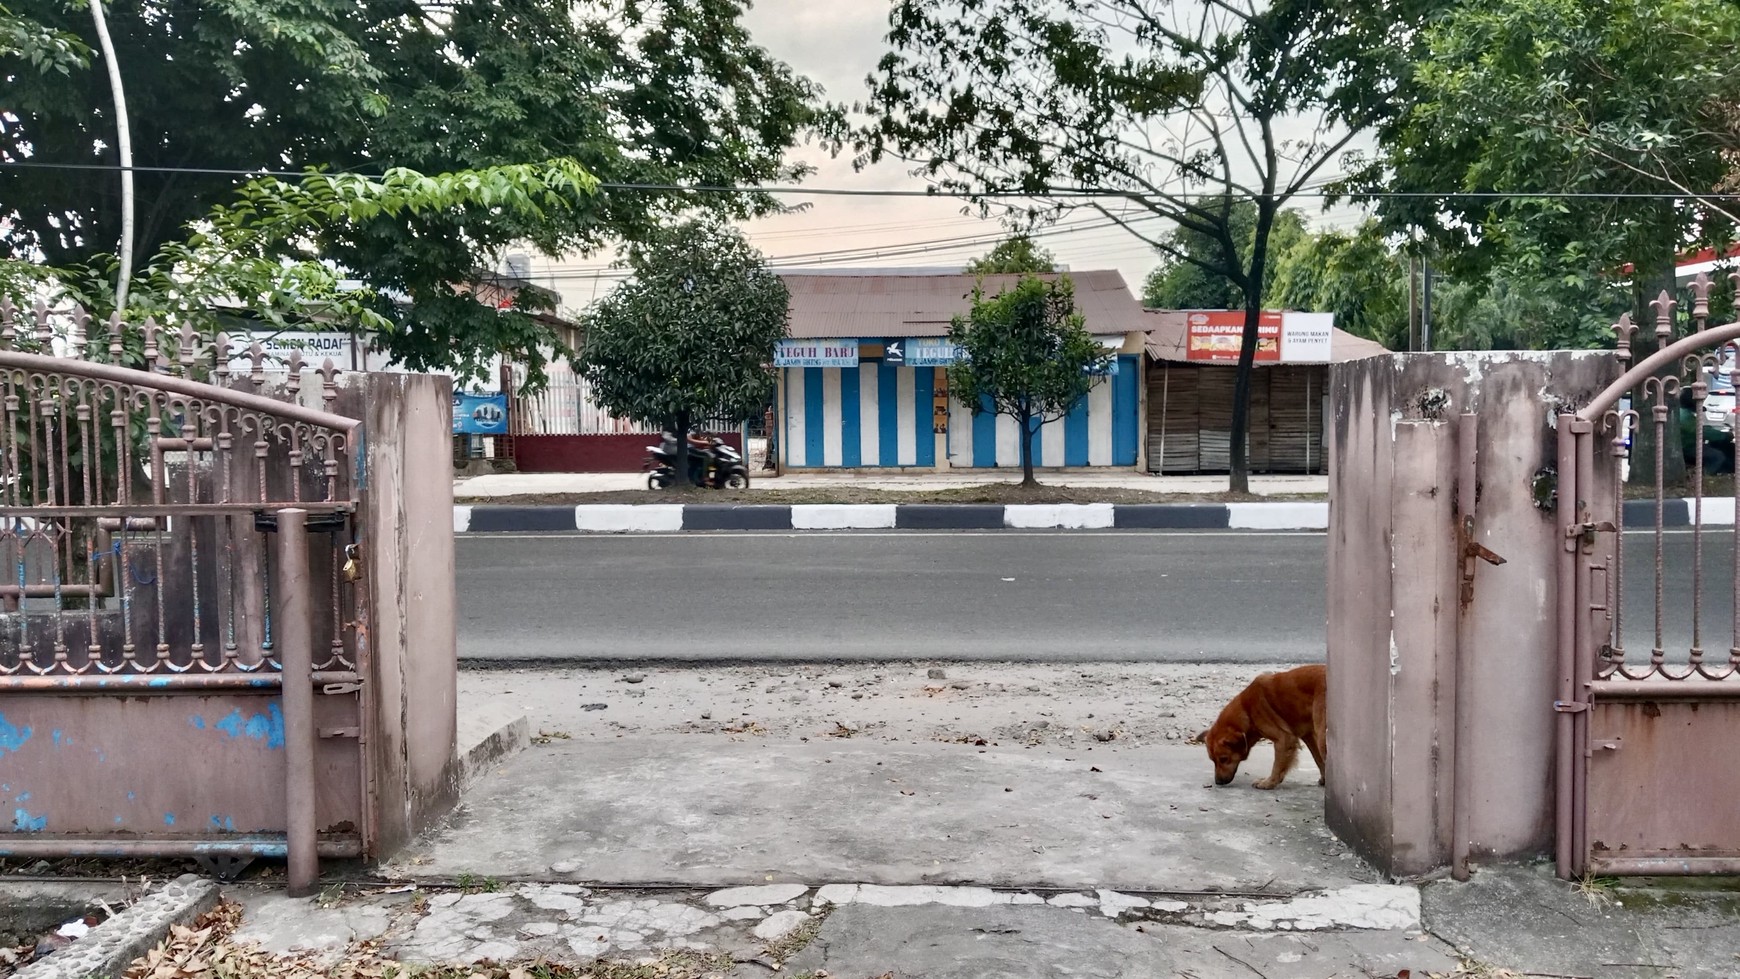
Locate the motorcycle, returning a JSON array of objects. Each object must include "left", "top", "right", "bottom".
[{"left": 644, "top": 432, "right": 750, "bottom": 490}]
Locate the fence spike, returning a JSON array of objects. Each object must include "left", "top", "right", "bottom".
[
  {"left": 178, "top": 322, "right": 197, "bottom": 376},
  {"left": 1651, "top": 289, "right": 1677, "bottom": 341},
  {"left": 1691, "top": 272, "right": 1712, "bottom": 325},
  {"left": 1613, "top": 313, "right": 1637, "bottom": 366},
  {"left": 0, "top": 297, "right": 16, "bottom": 349},
  {"left": 142, "top": 318, "right": 162, "bottom": 372},
  {"left": 319, "top": 358, "right": 340, "bottom": 407},
  {"left": 33, "top": 297, "right": 53, "bottom": 349},
  {"left": 214, "top": 333, "right": 231, "bottom": 380},
  {"left": 249, "top": 342, "right": 267, "bottom": 387},
  {"left": 107, "top": 312, "right": 124, "bottom": 364},
  {"left": 286, "top": 349, "right": 305, "bottom": 396},
  {"left": 69, "top": 305, "right": 90, "bottom": 359}
]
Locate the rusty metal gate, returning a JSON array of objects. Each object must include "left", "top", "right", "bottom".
[
  {"left": 0, "top": 300, "right": 370, "bottom": 894},
  {"left": 1557, "top": 275, "right": 1740, "bottom": 877}
]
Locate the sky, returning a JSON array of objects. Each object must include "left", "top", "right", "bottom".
[{"left": 528, "top": 0, "right": 1374, "bottom": 312}]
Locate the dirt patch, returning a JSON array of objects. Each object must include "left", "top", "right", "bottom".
[
  {"left": 459, "top": 662, "right": 1295, "bottom": 751},
  {"left": 459, "top": 486, "right": 1324, "bottom": 506}
]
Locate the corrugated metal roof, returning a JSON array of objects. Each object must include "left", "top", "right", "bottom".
[
  {"left": 778, "top": 270, "right": 1152, "bottom": 339},
  {"left": 1143, "top": 309, "right": 1391, "bottom": 364}
]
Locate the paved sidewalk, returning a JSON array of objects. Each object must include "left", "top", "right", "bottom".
[{"left": 389, "top": 738, "right": 1360, "bottom": 893}]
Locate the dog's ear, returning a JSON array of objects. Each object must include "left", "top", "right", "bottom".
[{"left": 1187, "top": 729, "right": 1208, "bottom": 745}]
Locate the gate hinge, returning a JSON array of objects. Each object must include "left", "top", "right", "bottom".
[
  {"left": 319, "top": 726, "right": 361, "bottom": 739},
  {"left": 1553, "top": 701, "right": 1590, "bottom": 713}
]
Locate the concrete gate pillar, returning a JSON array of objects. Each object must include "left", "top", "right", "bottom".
[{"left": 1325, "top": 352, "right": 1615, "bottom": 877}]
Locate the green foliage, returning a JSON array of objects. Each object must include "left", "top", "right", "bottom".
[
  {"left": 1262, "top": 220, "right": 1631, "bottom": 352},
  {"left": 576, "top": 219, "right": 788, "bottom": 432},
  {"left": 1366, "top": 0, "right": 1740, "bottom": 296},
  {"left": 1268, "top": 223, "right": 1408, "bottom": 349},
  {"left": 11, "top": 160, "right": 601, "bottom": 387},
  {"left": 0, "top": 0, "right": 832, "bottom": 382},
  {"left": 0, "top": 2, "right": 87, "bottom": 74},
  {"left": 947, "top": 275, "right": 1109, "bottom": 486},
  {"left": 1142, "top": 207, "right": 1307, "bottom": 310},
  {"left": 965, "top": 235, "right": 1058, "bottom": 275}
]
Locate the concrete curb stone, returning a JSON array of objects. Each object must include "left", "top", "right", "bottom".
[
  {"left": 453, "top": 497, "right": 1734, "bottom": 534},
  {"left": 455, "top": 502, "right": 1332, "bottom": 533},
  {"left": 15, "top": 874, "right": 218, "bottom": 979}
]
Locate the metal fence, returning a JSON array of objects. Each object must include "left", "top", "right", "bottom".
[
  {"left": 0, "top": 298, "right": 366, "bottom": 895},
  {"left": 1556, "top": 272, "right": 1740, "bottom": 877},
  {"left": 509, "top": 360, "right": 745, "bottom": 436}
]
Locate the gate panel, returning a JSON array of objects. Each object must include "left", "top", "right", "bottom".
[
  {"left": 1586, "top": 695, "right": 1740, "bottom": 872},
  {"left": 1559, "top": 276, "right": 1740, "bottom": 877},
  {"left": 0, "top": 300, "right": 369, "bottom": 888},
  {"left": 1, "top": 692, "right": 360, "bottom": 844}
]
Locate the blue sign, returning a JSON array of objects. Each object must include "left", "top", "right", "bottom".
[
  {"left": 775, "top": 338, "right": 858, "bottom": 368},
  {"left": 908, "top": 337, "right": 963, "bottom": 367},
  {"left": 882, "top": 338, "right": 906, "bottom": 365},
  {"left": 454, "top": 392, "right": 509, "bottom": 435}
]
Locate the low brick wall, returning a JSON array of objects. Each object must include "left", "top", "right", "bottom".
[{"left": 513, "top": 433, "right": 745, "bottom": 473}]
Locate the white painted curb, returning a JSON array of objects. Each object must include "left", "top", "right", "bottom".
[
  {"left": 452, "top": 505, "right": 472, "bottom": 534},
  {"left": 1226, "top": 501, "right": 1329, "bottom": 530},
  {"left": 1003, "top": 503, "right": 1116, "bottom": 529},
  {"left": 1683, "top": 497, "right": 1736, "bottom": 526},
  {"left": 790, "top": 504, "right": 899, "bottom": 530},
  {"left": 574, "top": 504, "right": 684, "bottom": 533}
]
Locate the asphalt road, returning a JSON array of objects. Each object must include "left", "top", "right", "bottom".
[
  {"left": 456, "top": 530, "right": 1734, "bottom": 664},
  {"left": 457, "top": 531, "right": 1329, "bottom": 664}
]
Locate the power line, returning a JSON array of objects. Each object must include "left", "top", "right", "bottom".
[
  {"left": 536, "top": 213, "right": 1168, "bottom": 279},
  {"left": 3, "top": 159, "right": 1738, "bottom": 201}
]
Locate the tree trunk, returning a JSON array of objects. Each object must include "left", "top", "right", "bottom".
[
  {"left": 673, "top": 408, "right": 692, "bottom": 489},
  {"left": 1019, "top": 409, "right": 1038, "bottom": 488},
  {"left": 1229, "top": 204, "right": 1276, "bottom": 496}
]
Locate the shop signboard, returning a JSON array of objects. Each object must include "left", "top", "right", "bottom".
[
  {"left": 453, "top": 392, "right": 509, "bottom": 435},
  {"left": 775, "top": 339, "right": 858, "bottom": 368},
  {"left": 907, "top": 337, "right": 964, "bottom": 367},
  {"left": 1184, "top": 311, "right": 1335, "bottom": 364}
]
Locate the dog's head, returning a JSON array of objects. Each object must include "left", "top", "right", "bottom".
[{"left": 1190, "top": 725, "right": 1252, "bottom": 786}]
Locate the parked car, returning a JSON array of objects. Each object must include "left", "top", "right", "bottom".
[{"left": 1682, "top": 351, "right": 1738, "bottom": 474}]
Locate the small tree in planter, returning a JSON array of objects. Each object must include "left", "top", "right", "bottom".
[
  {"left": 948, "top": 275, "right": 1111, "bottom": 488},
  {"left": 577, "top": 219, "right": 789, "bottom": 487}
]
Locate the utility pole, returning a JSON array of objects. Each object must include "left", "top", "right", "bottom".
[
  {"left": 1408, "top": 254, "right": 1421, "bottom": 352},
  {"left": 1422, "top": 260, "right": 1435, "bottom": 352},
  {"left": 88, "top": 0, "right": 134, "bottom": 312}
]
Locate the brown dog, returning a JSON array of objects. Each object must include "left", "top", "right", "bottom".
[{"left": 1192, "top": 664, "right": 1326, "bottom": 789}]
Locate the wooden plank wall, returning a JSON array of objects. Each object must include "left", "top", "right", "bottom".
[{"left": 1146, "top": 360, "right": 1325, "bottom": 474}]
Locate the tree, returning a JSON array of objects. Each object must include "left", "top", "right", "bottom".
[
  {"left": 1362, "top": 0, "right": 1740, "bottom": 481},
  {"left": 1142, "top": 206, "right": 1307, "bottom": 310},
  {"left": 0, "top": 3, "right": 86, "bottom": 74},
  {"left": 1, "top": 0, "right": 831, "bottom": 385},
  {"left": 965, "top": 235, "right": 1058, "bottom": 274},
  {"left": 948, "top": 275, "right": 1110, "bottom": 488},
  {"left": 1364, "top": 0, "right": 1740, "bottom": 310},
  {"left": 1268, "top": 222, "right": 1408, "bottom": 349},
  {"left": 6, "top": 160, "right": 601, "bottom": 381},
  {"left": 863, "top": 0, "right": 1416, "bottom": 491},
  {"left": 1264, "top": 221, "right": 1627, "bottom": 352},
  {"left": 576, "top": 219, "right": 789, "bottom": 486}
]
